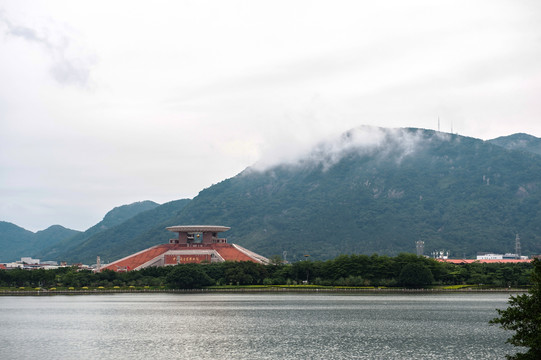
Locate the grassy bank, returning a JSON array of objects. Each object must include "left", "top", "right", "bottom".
[{"left": 0, "top": 284, "right": 528, "bottom": 296}]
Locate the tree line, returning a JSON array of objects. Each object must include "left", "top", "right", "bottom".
[{"left": 0, "top": 253, "right": 534, "bottom": 289}]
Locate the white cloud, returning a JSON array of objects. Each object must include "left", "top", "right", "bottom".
[
  {"left": 0, "top": 11, "right": 96, "bottom": 87},
  {"left": 252, "top": 126, "right": 430, "bottom": 172}
]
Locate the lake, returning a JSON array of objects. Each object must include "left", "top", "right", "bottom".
[{"left": 0, "top": 292, "right": 519, "bottom": 359}]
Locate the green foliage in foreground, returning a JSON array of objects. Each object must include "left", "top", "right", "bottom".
[
  {"left": 0, "top": 254, "right": 534, "bottom": 291},
  {"left": 490, "top": 259, "right": 541, "bottom": 360}
]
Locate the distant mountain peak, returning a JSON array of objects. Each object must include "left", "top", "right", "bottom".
[
  {"left": 32, "top": 200, "right": 161, "bottom": 262},
  {"left": 489, "top": 133, "right": 541, "bottom": 155},
  {"left": 0, "top": 221, "right": 80, "bottom": 262},
  {"left": 101, "top": 200, "right": 160, "bottom": 226},
  {"left": 36, "top": 224, "right": 73, "bottom": 233},
  {"left": 253, "top": 126, "right": 456, "bottom": 172}
]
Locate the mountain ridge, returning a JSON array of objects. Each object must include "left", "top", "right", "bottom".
[
  {"left": 52, "top": 127, "right": 541, "bottom": 263},
  {"left": 3, "top": 128, "right": 541, "bottom": 264},
  {"left": 488, "top": 133, "right": 541, "bottom": 156},
  {"left": 54, "top": 199, "right": 191, "bottom": 264},
  {"left": 34, "top": 200, "right": 160, "bottom": 262},
  {"left": 0, "top": 200, "right": 160, "bottom": 262},
  {"left": 0, "top": 222, "right": 79, "bottom": 262}
]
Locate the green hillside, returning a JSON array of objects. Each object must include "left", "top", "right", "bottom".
[
  {"left": 34, "top": 225, "right": 80, "bottom": 250},
  {"left": 0, "top": 222, "right": 36, "bottom": 262},
  {"left": 58, "top": 199, "right": 191, "bottom": 264},
  {"left": 0, "top": 222, "right": 79, "bottom": 262},
  {"left": 35, "top": 200, "right": 160, "bottom": 261},
  {"left": 161, "top": 129, "right": 539, "bottom": 261},
  {"left": 59, "top": 127, "right": 541, "bottom": 264},
  {"left": 19, "top": 127, "right": 541, "bottom": 264},
  {"left": 489, "top": 133, "right": 541, "bottom": 155}
]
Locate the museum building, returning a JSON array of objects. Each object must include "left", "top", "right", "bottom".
[{"left": 101, "top": 225, "right": 268, "bottom": 272}]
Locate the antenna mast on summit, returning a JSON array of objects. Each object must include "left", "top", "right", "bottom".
[{"left": 438, "top": 117, "right": 440, "bottom": 132}]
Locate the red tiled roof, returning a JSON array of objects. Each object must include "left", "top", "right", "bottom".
[
  {"left": 102, "top": 244, "right": 172, "bottom": 271},
  {"left": 214, "top": 244, "right": 255, "bottom": 262},
  {"left": 0, "top": 264, "right": 6, "bottom": 270},
  {"left": 102, "top": 243, "right": 265, "bottom": 272}
]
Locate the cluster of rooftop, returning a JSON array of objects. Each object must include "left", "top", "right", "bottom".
[
  {"left": 437, "top": 258, "right": 532, "bottom": 265},
  {"left": 0, "top": 258, "right": 89, "bottom": 270},
  {"left": 476, "top": 252, "right": 529, "bottom": 260},
  {"left": 427, "top": 234, "right": 534, "bottom": 264}
]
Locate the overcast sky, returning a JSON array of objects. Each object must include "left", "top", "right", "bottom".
[{"left": 1, "top": 1, "right": 540, "bottom": 232}]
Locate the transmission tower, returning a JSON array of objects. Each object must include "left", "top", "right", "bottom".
[{"left": 515, "top": 234, "right": 521, "bottom": 259}]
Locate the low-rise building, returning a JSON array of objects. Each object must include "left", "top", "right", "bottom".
[{"left": 477, "top": 252, "right": 529, "bottom": 260}]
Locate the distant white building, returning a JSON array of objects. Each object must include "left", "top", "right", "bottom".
[
  {"left": 2, "top": 262, "right": 23, "bottom": 269},
  {"left": 41, "top": 261, "right": 58, "bottom": 266},
  {"left": 432, "top": 250, "right": 449, "bottom": 259},
  {"left": 20, "top": 257, "right": 40, "bottom": 264},
  {"left": 477, "top": 253, "right": 529, "bottom": 260},
  {"left": 477, "top": 253, "right": 503, "bottom": 260}
]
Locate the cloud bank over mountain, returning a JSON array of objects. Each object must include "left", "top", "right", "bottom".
[{"left": 253, "top": 126, "right": 453, "bottom": 171}]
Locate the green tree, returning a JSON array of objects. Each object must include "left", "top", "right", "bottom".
[
  {"left": 166, "top": 264, "right": 214, "bottom": 289},
  {"left": 398, "top": 262, "right": 434, "bottom": 288},
  {"left": 490, "top": 259, "right": 541, "bottom": 359},
  {"left": 268, "top": 255, "right": 284, "bottom": 266}
]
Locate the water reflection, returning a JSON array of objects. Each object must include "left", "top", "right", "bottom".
[{"left": 0, "top": 293, "right": 517, "bottom": 359}]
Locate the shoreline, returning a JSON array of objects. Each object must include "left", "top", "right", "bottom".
[{"left": 0, "top": 287, "right": 528, "bottom": 296}]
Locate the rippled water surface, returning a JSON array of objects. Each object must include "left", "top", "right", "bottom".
[{"left": 0, "top": 293, "right": 519, "bottom": 359}]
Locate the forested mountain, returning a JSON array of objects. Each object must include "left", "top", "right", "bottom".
[
  {"left": 34, "top": 225, "right": 80, "bottom": 250},
  {"left": 0, "top": 222, "right": 36, "bottom": 261},
  {"left": 53, "top": 199, "right": 191, "bottom": 264},
  {"left": 5, "top": 127, "right": 541, "bottom": 265},
  {"left": 489, "top": 133, "right": 541, "bottom": 155},
  {"left": 34, "top": 200, "right": 160, "bottom": 261},
  {"left": 165, "top": 128, "right": 541, "bottom": 261},
  {"left": 0, "top": 222, "right": 79, "bottom": 262},
  {"left": 56, "top": 127, "right": 541, "bottom": 264}
]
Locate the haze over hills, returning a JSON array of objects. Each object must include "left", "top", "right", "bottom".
[{"left": 2, "top": 127, "right": 541, "bottom": 264}]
